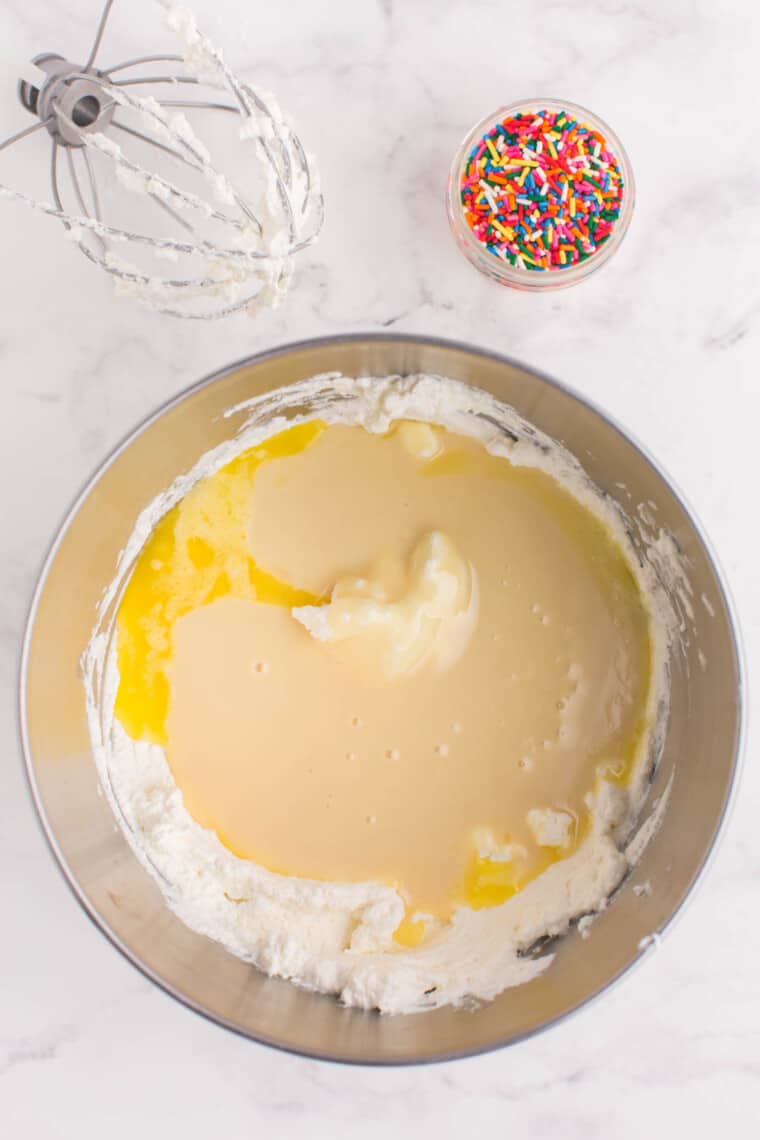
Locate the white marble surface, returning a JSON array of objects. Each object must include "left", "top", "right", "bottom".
[{"left": 1, "top": 0, "right": 758, "bottom": 1133}]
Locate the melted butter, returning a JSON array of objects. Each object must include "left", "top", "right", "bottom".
[
  {"left": 393, "top": 913, "right": 428, "bottom": 948},
  {"left": 114, "top": 421, "right": 324, "bottom": 743},
  {"left": 116, "top": 418, "right": 654, "bottom": 939}
]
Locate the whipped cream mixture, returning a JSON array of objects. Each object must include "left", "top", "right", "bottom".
[{"left": 84, "top": 373, "right": 676, "bottom": 1013}]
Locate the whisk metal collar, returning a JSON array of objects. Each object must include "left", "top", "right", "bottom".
[{"left": 19, "top": 54, "right": 116, "bottom": 148}]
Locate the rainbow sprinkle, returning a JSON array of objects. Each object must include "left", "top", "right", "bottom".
[{"left": 460, "top": 109, "right": 625, "bottom": 272}]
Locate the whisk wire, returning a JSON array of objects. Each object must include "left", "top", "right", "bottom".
[
  {"left": 83, "top": 0, "right": 117, "bottom": 72},
  {"left": 81, "top": 148, "right": 103, "bottom": 221},
  {"left": 0, "top": 118, "right": 53, "bottom": 153},
  {"left": 156, "top": 100, "right": 241, "bottom": 113},
  {"left": 103, "top": 54, "right": 184, "bottom": 76},
  {"left": 112, "top": 75, "right": 208, "bottom": 88}
]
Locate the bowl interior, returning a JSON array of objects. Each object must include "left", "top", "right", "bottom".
[{"left": 21, "top": 335, "right": 742, "bottom": 1063}]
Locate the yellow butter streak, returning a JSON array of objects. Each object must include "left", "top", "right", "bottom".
[
  {"left": 393, "top": 914, "right": 427, "bottom": 948},
  {"left": 463, "top": 816, "right": 591, "bottom": 910},
  {"left": 114, "top": 421, "right": 325, "bottom": 744}
]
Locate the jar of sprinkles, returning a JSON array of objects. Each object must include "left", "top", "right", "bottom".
[{"left": 447, "top": 99, "right": 634, "bottom": 290}]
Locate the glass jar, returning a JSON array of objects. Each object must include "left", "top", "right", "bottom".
[{"left": 446, "top": 98, "right": 635, "bottom": 290}]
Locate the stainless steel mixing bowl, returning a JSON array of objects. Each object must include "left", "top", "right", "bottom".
[{"left": 20, "top": 335, "right": 743, "bottom": 1064}]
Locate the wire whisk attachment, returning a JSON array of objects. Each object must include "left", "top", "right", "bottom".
[{"left": 1, "top": 1, "right": 324, "bottom": 318}]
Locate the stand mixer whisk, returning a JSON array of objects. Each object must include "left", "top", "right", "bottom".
[{"left": 0, "top": 0, "right": 324, "bottom": 318}]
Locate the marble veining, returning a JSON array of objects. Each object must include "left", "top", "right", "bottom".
[{"left": 0, "top": 0, "right": 758, "bottom": 1135}]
